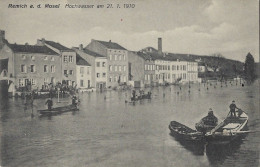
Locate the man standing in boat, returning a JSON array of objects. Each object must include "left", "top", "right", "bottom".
[
  {"left": 195, "top": 108, "right": 218, "bottom": 133},
  {"left": 45, "top": 98, "right": 53, "bottom": 110},
  {"left": 72, "top": 95, "right": 78, "bottom": 107},
  {"left": 229, "top": 100, "right": 239, "bottom": 117}
]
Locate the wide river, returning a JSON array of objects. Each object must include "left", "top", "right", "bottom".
[{"left": 0, "top": 81, "right": 259, "bottom": 167}]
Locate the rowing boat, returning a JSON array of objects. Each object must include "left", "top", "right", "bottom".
[
  {"left": 169, "top": 121, "right": 204, "bottom": 142},
  {"left": 130, "top": 93, "right": 151, "bottom": 101},
  {"left": 205, "top": 109, "right": 249, "bottom": 144},
  {"left": 38, "top": 104, "right": 79, "bottom": 116}
]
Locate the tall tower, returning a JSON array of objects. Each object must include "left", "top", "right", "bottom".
[{"left": 158, "top": 37, "right": 162, "bottom": 55}]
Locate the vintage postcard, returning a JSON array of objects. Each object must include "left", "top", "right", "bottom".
[{"left": 0, "top": 0, "right": 259, "bottom": 167}]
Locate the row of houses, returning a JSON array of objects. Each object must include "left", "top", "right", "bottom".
[{"left": 0, "top": 30, "right": 199, "bottom": 95}]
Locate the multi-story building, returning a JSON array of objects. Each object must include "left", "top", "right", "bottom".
[
  {"left": 141, "top": 38, "right": 198, "bottom": 84},
  {"left": 0, "top": 32, "right": 61, "bottom": 94},
  {"left": 73, "top": 45, "right": 107, "bottom": 90},
  {"left": 37, "top": 39, "right": 77, "bottom": 86},
  {"left": 85, "top": 39, "right": 128, "bottom": 88},
  {"left": 76, "top": 54, "right": 91, "bottom": 90}
]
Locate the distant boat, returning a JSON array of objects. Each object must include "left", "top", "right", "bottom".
[
  {"left": 38, "top": 104, "right": 79, "bottom": 116},
  {"left": 130, "top": 93, "right": 151, "bottom": 101},
  {"left": 205, "top": 109, "right": 249, "bottom": 144}
]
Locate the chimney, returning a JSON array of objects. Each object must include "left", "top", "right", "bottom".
[
  {"left": 0, "top": 30, "right": 5, "bottom": 45},
  {"left": 79, "top": 44, "right": 83, "bottom": 50},
  {"left": 25, "top": 42, "right": 29, "bottom": 45},
  {"left": 158, "top": 38, "right": 162, "bottom": 55}
]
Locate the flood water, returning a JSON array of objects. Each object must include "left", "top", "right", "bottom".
[{"left": 0, "top": 81, "right": 259, "bottom": 167}]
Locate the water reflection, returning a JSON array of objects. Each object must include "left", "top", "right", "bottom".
[
  {"left": 206, "top": 139, "right": 245, "bottom": 166},
  {"left": 170, "top": 132, "right": 248, "bottom": 166}
]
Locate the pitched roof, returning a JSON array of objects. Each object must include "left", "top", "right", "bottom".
[
  {"left": 82, "top": 48, "right": 105, "bottom": 58},
  {"left": 9, "top": 44, "right": 59, "bottom": 55},
  {"left": 136, "top": 51, "right": 154, "bottom": 60},
  {"left": 76, "top": 54, "right": 91, "bottom": 66},
  {"left": 95, "top": 40, "right": 127, "bottom": 50},
  {"left": 44, "top": 40, "right": 74, "bottom": 51}
]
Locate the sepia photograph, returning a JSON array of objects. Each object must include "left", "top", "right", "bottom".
[{"left": 0, "top": 0, "right": 259, "bottom": 166}]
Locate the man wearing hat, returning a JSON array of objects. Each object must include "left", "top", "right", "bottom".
[
  {"left": 229, "top": 100, "right": 239, "bottom": 117},
  {"left": 195, "top": 108, "right": 218, "bottom": 132}
]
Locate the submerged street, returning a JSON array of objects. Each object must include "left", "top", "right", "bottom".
[{"left": 0, "top": 81, "right": 259, "bottom": 167}]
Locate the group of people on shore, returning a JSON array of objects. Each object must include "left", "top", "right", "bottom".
[{"left": 195, "top": 100, "right": 241, "bottom": 132}]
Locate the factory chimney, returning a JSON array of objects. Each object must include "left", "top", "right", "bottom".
[{"left": 158, "top": 37, "right": 162, "bottom": 55}]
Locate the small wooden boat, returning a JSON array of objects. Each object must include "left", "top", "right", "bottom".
[
  {"left": 38, "top": 104, "right": 79, "bottom": 116},
  {"left": 169, "top": 121, "right": 204, "bottom": 142},
  {"left": 130, "top": 93, "right": 151, "bottom": 101},
  {"left": 205, "top": 109, "right": 249, "bottom": 144}
]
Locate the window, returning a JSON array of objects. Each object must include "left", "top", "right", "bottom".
[
  {"left": 87, "top": 67, "right": 90, "bottom": 74},
  {"left": 21, "top": 65, "right": 26, "bottom": 73},
  {"left": 123, "top": 75, "right": 126, "bottom": 82},
  {"left": 44, "top": 65, "right": 48, "bottom": 72},
  {"left": 102, "top": 73, "right": 106, "bottom": 77},
  {"left": 109, "top": 76, "right": 112, "bottom": 82},
  {"left": 51, "top": 65, "right": 55, "bottom": 73},
  {"left": 177, "top": 65, "right": 179, "bottom": 70},
  {"left": 183, "top": 65, "right": 186, "bottom": 71},
  {"left": 51, "top": 57, "right": 55, "bottom": 61},
  {"left": 64, "top": 70, "right": 68, "bottom": 75},
  {"left": 118, "top": 66, "right": 122, "bottom": 71},
  {"left": 118, "top": 55, "right": 121, "bottom": 60},
  {"left": 97, "top": 73, "right": 100, "bottom": 78},
  {"left": 123, "top": 55, "right": 126, "bottom": 60},
  {"left": 115, "top": 55, "right": 117, "bottom": 60},
  {"left": 123, "top": 65, "right": 126, "bottom": 71},
  {"left": 19, "top": 79, "right": 24, "bottom": 86},
  {"left": 145, "top": 75, "right": 148, "bottom": 81},
  {"left": 168, "top": 66, "right": 170, "bottom": 70},
  {"left": 109, "top": 55, "right": 113, "bottom": 60},
  {"left": 80, "top": 80, "right": 84, "bottom": 87},
  {"left": 69, "top": 56, "right": 73, "bottom": 62},
  {"left": 80, "top": 67, "right": 84, "bottom": 74},
  {"left": 114, "top": 76, "right": 118, "bottom": 82},
  {"left": 96, "top": 62, "right": 100, "bottom": 67},
  {"left": 145, "top": 65, "right": 148, "bottom": 70},
  {"left": 64, "top": 56, "right": 68, "bottom": 62},
  {"left": 102, "top": 62, "right": 106, "bottom": 67},
  {"left": 44, "top": 56, "right": 48, "bottom": 60},
  {"left": 44, "top": 78, "right": 49, "bottom": 84},
  {"left": 31, "top": 78, "right": 36, "bottom": 85},
  {"left": 115, "top": 65, "right": 117, "bottom": 71},
  {"left": 69, "top": 70, "right": 73, "bottom": 75},
  {"left": 109, "top": 65, "right": 113, "bottom": 71},
  {"left": 30, "top": 65, "right": 35, "bottom": 72},
  {"left": 147, "top": 74, "right": 150, "bottom": 81},
  {"left": 22, "top": 55, "right": 26, "bottom": 60},
  {"left": 31, "top": 56, "right": 35, "bottom": 61}
]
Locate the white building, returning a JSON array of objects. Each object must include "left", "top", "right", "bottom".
[{"left": 76, "top": 54, "right": 91, "bottom": 90}]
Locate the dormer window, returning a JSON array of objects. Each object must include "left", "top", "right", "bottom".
[
  {"left": 22, "top": 55, "right": 26, "bottom": 60},
  {"left": 44, "top": 56, "right": 48, "bottom": 60},
  {"left": 31, "top": 56, "right": 35, "bottom": 61},
  {"left": 51, "top": 57, "right": 55, "bottom": 61}
]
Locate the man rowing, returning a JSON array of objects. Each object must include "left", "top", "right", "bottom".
[{"left": 195, "top": 108, "right": 218, "bottom": 133}]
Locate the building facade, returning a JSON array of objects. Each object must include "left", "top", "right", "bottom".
[
  {"left": 1, "top": 42, "right": 61, "bottom": 93},
  {"left": 37, "top": 39, "right": 77, "bottom": 86},
  {"left": 85, "top": 39, "right": 128, "bottom": 88},
  {"left": 73, "top": 46, "right": 107, "bottom": 90},
  {"left": 76, "top": 54, "right": 91, "bottom": 89}
]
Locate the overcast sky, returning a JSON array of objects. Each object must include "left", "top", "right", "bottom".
[{"left": 0, "top": 0, "right": 259, "bottom": 62}]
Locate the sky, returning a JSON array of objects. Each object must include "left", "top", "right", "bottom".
[{"left": 0, "top": 0, "right": 259, "bottom": 62}]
